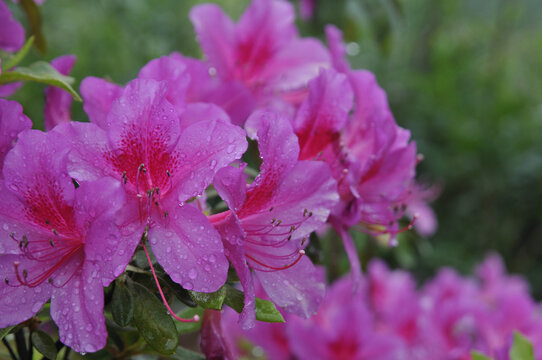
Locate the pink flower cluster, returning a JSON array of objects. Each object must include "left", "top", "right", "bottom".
[
  {"left": 0, "top": 0, "right": 432, "bottom": 353},
  {"left": 221, "top": 255, "right": 542, "bottom": 360}
]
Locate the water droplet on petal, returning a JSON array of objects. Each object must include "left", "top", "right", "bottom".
[{"left": 188, "top": 268, "right": 198, "bottom": 280}]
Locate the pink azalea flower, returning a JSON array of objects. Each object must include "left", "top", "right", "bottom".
[
  {"left": 0, "top": 129, "right": 128, "bottom": 352},
  {"left": 287, "top": 276, "right": 406, "bottom": 360},
  {"left": 57, "top": 78, "right": 247, "bottom": 292},
  {"left": 44, "top": 55, "right": 77, "bottom": 131},
  {"left": 0, "top": 0, "right": 24, "bottom": 52},
  {"left": 0, "top": 99, "right": 32, "bottom": 171},
  {"left": 190, "top": 0, "right": 330, "bottom": 121},
  {"left": 299, "top": 0, "right": 316, "bottom": 20},
  {"left": 209, "top": 109, "right": 338, "bottom": 328}
]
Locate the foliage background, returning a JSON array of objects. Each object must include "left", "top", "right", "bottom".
[{"left": 5, "top": 0, "right": 542, "bottom": 297}]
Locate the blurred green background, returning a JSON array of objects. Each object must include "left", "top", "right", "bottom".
[{"left": 6, "top": 0, "right": 542, "bottom": 295}]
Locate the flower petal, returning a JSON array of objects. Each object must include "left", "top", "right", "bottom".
[
  {"left": 0, "top": 0, "right": 25, "bottom": 52},
  {"left": 255, "top": 254, "right": 325, "bottom": 318},
  {"left": 138, "top": 54, "right": 190, "bottom": 114},
  {"left": 50, "top": 262, "right": 106, "bottom": 353},
  {"left": 213, "top": 165, "right": 247, "bottom": 213},
  {"left": 190, "top": 4, "right": 236, "bottom": 77},
  {"left": 0, "top": 99, "right": 32, "bottom": 170},
  {"left": 325, "top": 25, "right": 350, "bottom": 73},
  {"left": 80, "top": 77, "right": 123, "bottom": 130},
  {"left": 213, "top": 213, "right": 255, "bottom": 329},
  {"left": 294, "top": 69, "right": 353, "bottom": 160},
  {"left": 0, "top": 254, "right": 52, "bottom": 327},
  {"left": 170, "top": 117, "right": 247, "bottom": 203},
  {"left": 149, "top": 205, "right": 228, "bottom": 292}
]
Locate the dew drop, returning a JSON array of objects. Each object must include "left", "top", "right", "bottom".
[{"left": 188, "top": 268, "right": 198, "bottom": 279}]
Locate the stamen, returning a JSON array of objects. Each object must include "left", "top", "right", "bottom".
[
  {"left": 246, "top": 249, "right": 305, "bottom": 272},
  {"left": 141, "top": 243, "right": 200, "bottom": 323}
]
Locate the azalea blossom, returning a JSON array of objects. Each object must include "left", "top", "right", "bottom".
[
  {"left": 0, "top": 0, "right": 24, "bottom": 53},
  {"left": 57, "top": 78, "right": 247, "bottom": 293},
  {"left": 190, "top": 0, "right": 330, "bottom": 122},
  {"left": 209, "top": 109, "right": 338, "bottom": 328},
  {"left": 0, "top": 129, "right": 129, "bottom": 352}
]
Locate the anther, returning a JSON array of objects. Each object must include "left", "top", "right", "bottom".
[
  {"left": 289, "top": 225, "right": 296, "bottom": 233},
  {"left": 4, "top": 278, "right": 8, "bottom": 285},
  {"left": 303, "top": 209, "right": 308, "bottom": 217},
  {"left": 72, "top": 178, "right": 80, "bottom": 189},
  {"left": 122, "top": 171, "right": 128, "bottom": 184},
  {"left": 52, "top": 229, "right": 59, "bottom": 236},
  {"left": 45, "top": 219, "right": 50, "bottom": 225},
  {"left": 271, "top": 218, "right": 276, "bottom": 224},
  {"left": 308, "top": 212, "right": 313, "bottom": 217},
  {"left": 269, "top": 207, "right": 274, "bottom": 212},
  {"left": 22, "top": 269, "right": 28, "bottom": 279},
  {"left": 275, "top": 220, "right": 282, "bottom": 226},
  {"left": 49, "top": 239, "right": 55, "bottom": 247}
]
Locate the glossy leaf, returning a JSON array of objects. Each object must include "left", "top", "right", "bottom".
[
  {"left": 172, "top": 346, "right": 206, "bottom": 360},
  {"left": 0, "top": 61, "right": 81, "bottom": 101},
  {"left": 224, "top": 286, "right": 284, "bottom": 323},
  {"left": 175, "top": 307, "right": 204, "bottom": 334},
  {"left": 111, "top": 281, "right": 134, "bottom": 327},
  {"left": 189, "top": 286, "right": 226, "bottom": 310},
  {"left": 31, "top": 330, "right": 57, "bottom": 360},
  {"left": 129, "top": 281, "right": 179, "bottom": 354},
  {"left": 510, "top": 331, "right": 535, "bottom": 360},
  {"left": 471, "top": 351, "right": 493, "bottom": 360}
]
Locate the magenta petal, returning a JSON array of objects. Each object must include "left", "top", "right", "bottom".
[
  {"left": 0, "top": 0, "right": 25, "bottom": 52},
  {"left": 213, "top": 165, "right": 247, "bottom": 213},
  {"left": 200, "top": 310, "right": 236, "bottom": 360},
  {"left": 295, "top": 68, "right": 353, "bottom": 159},
  {"left": 50, "top": 263, "right": 106, "bottom": 353},
  {"left": 0, "top": 99, "right": 32, "bottom": 169},
  {"left": 0, "top": 82, "right": 23, "bottom": 97},
  {"left": 214, "top": 214, "right": 255, "bottom": 329},
  {"left": 74, "top": 178, "right": 136, "bottom": 286},
  {"left": 190, "top": 4, "right": 236, "bottom": 77},
  {"left": 0, "top": 254, "right": 52, "bottom": 327},
  {"left": 170, "top": 117, "right": 247, "bottom": 203},
  {"left": 179, "top": 102, "right": 230, "bottom": 132},
  {"left": 53, "top": 122, "right": 116, "bottom": 182},
  {"left": 138, "top": 55, "right": 190, "bottom": 114},
  {"left": 44, "top": 55, "right": 76, "bottom": 131},
  {"left": 3, "top": 130, "right": 74, "bottom": 207},
  {"left": 107, "top": 79, "right": 180, "bottom": 151},
  {"left": 80, "top": 77, "right": 123, "bottom": 130},
  {"left": 256, "top": 254, "right": 325, "bottom": 318},
  {"left": 262, "top": 38, "right": 330, "bottom": 93},
  {"left": 236, "top": 0, "right": 297, "bottom": 64},
  {"left": 325, "top": 25, "right": 351, "bottom": 73},
  {"left": 149, "top": 205, "right": 228, "bottom": 292},
  {"left": 245, "top": 110, "right": 299, "bottom": 182}
]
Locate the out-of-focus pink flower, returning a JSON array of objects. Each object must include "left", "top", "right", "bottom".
[
  {"left": 299, "top": 0, "right": 316, "bottom": 20},
  {"left": 56, "top": 78, "right": 247, "bottom": 293},
  {"left": 44, "top": 55, "right": 76, "bottom": 131},
  {"left": 210, "top": 109, "right": 338, "bottom": 328},
  {"left": 0, "top": 129, "right": 128, "bottom": 353},
  {"left": 190, "top": 0, "right": 330, "bottom": 122},
  {"left": 404, "top": 183, "right": 439, "bottom": 237},
  {"left": 0, "top": 0, "right": 24, "bottom": 52},
  {"left": 0, "top": 99, "right": 32, "bottom": 171}
]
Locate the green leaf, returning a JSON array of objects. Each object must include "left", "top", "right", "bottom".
[
  {"left": 189, "top": 286, "right": 226, "bottom": 310},
  {"left": 0, "top": 326, "right": 14, "bottom": 341},
  {"left": 172, "top": 346, "right": 205, "bottom": 360},
  {"left": 2, "top": 37, "right": 34, "bottom": 71},
  {"left": 510, "top": 331, "right": 535, "bottom": 360},
  {"left": 0, "top": 61, "right": 81, "bottom": 101},
  {"left": 223, "top": 286, "right": 284, "bottom": 323},
  {"left": 175, "top": 307, "right": 203, "bottom": 334},
  {"left": 471, "top": 351, "right": 493, "bottom": 360},
  {"left": 255, "top": 298, "right": 284, "bottom": 323},
  {"left": 19, "top": 0, "right": 46, "bottom": 53},
  {"left": 31, "top": 330, "right": 57, "bottom": 360},
  {"left": 129, "top": 281, "right": 179, "bottom": 354},
  {"left": 156, "top": 273, "right": 197, "bottom": 308},
  {"left": 111, "top": 281, "right": 134, "bottom": 327}
]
